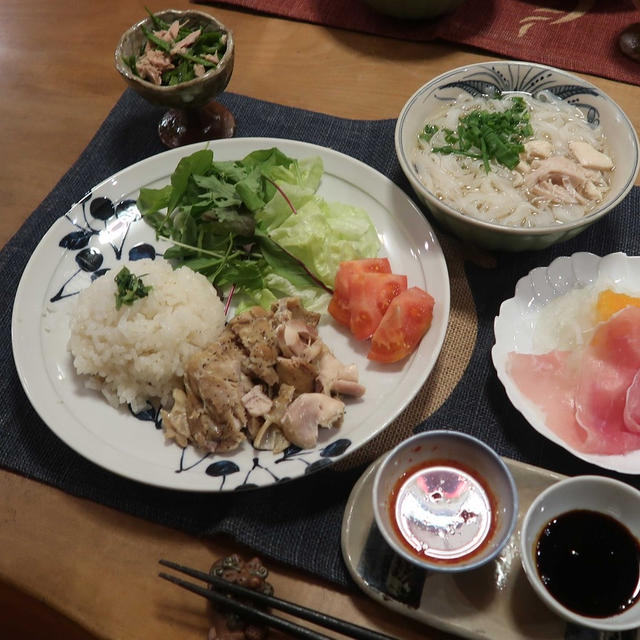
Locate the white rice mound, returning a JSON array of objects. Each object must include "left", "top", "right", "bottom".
[{"left": 68, "top": 258, "right": 225, "bottom": 412}]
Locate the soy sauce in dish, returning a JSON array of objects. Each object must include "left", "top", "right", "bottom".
[
  {"left": 389, "top": 459, "right": 496, "bottom": 564},
  {"left": 536, "top": 509, "right": 640, "bottom": 618}
]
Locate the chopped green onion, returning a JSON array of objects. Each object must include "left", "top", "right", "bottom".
[
  {"left": 430, "top": 96, "right": 532, "bottom": 172},
  {"left": 114, "top": 267, "right": 152, "bottom": 310},
  {"left": 419, "top": 124, "right": 439, "bottom": 143}
]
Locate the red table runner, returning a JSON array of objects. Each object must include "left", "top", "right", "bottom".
[{"left": 202, "top": 0, "right": 640, "bottom": 86}]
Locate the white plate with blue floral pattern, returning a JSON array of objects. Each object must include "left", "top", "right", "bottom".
[
  {"left": 11, "top": 138, "right": 450, "bottom": 491},
  {"left": 492, "top": 251, "right": 640, "bottom": 474}
]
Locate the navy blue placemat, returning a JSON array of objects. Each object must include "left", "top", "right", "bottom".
[{"left": 3, "top": 89, "right": 640, "bottom": 588}]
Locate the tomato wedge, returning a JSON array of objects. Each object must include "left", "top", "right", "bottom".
[
  {"left": 328, "top": 258, "right": 391, "bottom": 326},
  {"left": 368, "top": 287, "right": 435, "bottom": 363},
  {"left": 349, "top": 272, "right": 407, "bottom": 340}
]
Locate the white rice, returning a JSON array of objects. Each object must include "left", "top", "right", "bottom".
[{"left": 68, "top": 258, "right": 225, "bottom": 412}]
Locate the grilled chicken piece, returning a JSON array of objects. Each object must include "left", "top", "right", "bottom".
[
  {"left": 162, "top": 332, "right": 249, "bottom": 452},
  {"left": 183, "top": 345, "right": 249, "bottom": 452},
  {"left": 276, "top": 357, "right": 318, "bottom": 394},
  {"left": 162, "top": 297, "right": 363, "bottom": 453},
  {"left": 253, "top": 421, "right": 290, "bottom": 452},
  {"left": 161, "top": 388, "right": 191, "bottom": 448},
  {"left": 281, "top": 393, "right": 345, "bottom": 449},
  {"left": 242, "top": 385, "right": 273, "bottom": 417},
  {"left": 272, "top": 297, "right": 320, "bottom": 328},
  {"left": 229, "top": 307, "right": 279, "bottom": 386},
  {"left": 276, "top": 319, "right": 319, "bottom": 358},
  {"left": 252, "top": 384, "right": 296, "bottom": 452},
  {"left": 317, "top": 348, "right": 365, "bottom": 397},
  {"left": 264, "top": 384, "right": 296, "bottom": 425},
  {"left": 163, "top": 331, "right": 247, "bottom": 451}
]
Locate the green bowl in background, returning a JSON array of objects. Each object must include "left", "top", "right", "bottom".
[{"left": 362, "top": 0, "right": 467, "bottom": 19}]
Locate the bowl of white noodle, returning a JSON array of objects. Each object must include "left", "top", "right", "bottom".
[{"left": 395, "top": 61, "right": 639, "bottom": 251}]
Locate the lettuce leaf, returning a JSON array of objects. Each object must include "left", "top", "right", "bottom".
[
  {"left": 139, "top": 147, "right": 380, "bottom": 311},
  {"left": 266, "top": 198, "right": 380, "bottom": 287}
]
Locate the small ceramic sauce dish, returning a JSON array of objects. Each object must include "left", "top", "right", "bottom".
[
  {"left": 520, "top": 475, "right": 640, "bottom": 631},
  {"left": 372, "top": 430, "right": 518, "bottom": 572}
]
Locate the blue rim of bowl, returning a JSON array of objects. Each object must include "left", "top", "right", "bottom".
[
  {"left": 394, "top": 61, "right": 640, "bottom": 237},
  {"left": 373, "top": 430, "right": 519, "bottom": 573},
  {"left": 519, "top": 475, "right": 640, "bottom": 631}
]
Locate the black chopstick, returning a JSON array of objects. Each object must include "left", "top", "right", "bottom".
[
  {"left": 159, "top": 559, "right": 400, "bottom": 640},
  {"left": 159, "top": 570, "right": 330, "bottom": 640}
]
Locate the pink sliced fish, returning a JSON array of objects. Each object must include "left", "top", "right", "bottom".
[
  {"left": 624, "top": 370, "right": 640, "bottom": 433},
  {"left": 507, "top": 350, "right": 589, "bottom": 451},
  {"left": 574, "top": 353, "right": 640, "bottom": 453},
  {"left": 507, "top": 306, "right": 640, "bottom": 456}
]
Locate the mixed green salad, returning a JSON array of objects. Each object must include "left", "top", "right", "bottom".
[{"left": 138, "top": 147, "right": 381, "bottom": 311}]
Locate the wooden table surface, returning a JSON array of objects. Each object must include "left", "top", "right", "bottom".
[{"left": 2, "top": 2, "right": 640, "bottom": 638}]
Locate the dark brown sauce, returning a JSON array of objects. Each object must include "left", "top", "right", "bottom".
[
  {"left": 389, "top": 459, "right": 497, "bottom": 565},
  {"left": 536, "top": 509, "right": 640, "bottom": 618}
]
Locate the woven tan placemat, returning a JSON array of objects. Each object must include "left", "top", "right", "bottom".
[{"left": 337, "top": 234, "right": 487, "bottom": 469}]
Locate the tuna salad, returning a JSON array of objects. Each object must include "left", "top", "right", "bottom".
[{"left": 122, "top": 11, "right": 228, "bottom": 86}]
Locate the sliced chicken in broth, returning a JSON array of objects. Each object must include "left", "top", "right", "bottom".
[{"left": 413, "top": 91, "right": 613, "bottom": 228}]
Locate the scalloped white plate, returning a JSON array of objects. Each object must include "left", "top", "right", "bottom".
[
  {"left": 492, "top": 252, "right": 640, "bottom": 474},
  {"left": 11, "top": 138, "right": 450, "bottom": 492}
]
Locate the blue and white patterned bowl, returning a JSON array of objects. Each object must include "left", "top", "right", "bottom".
[{"left": 395, "top": 61, "right": 639, "bottom": 251}]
